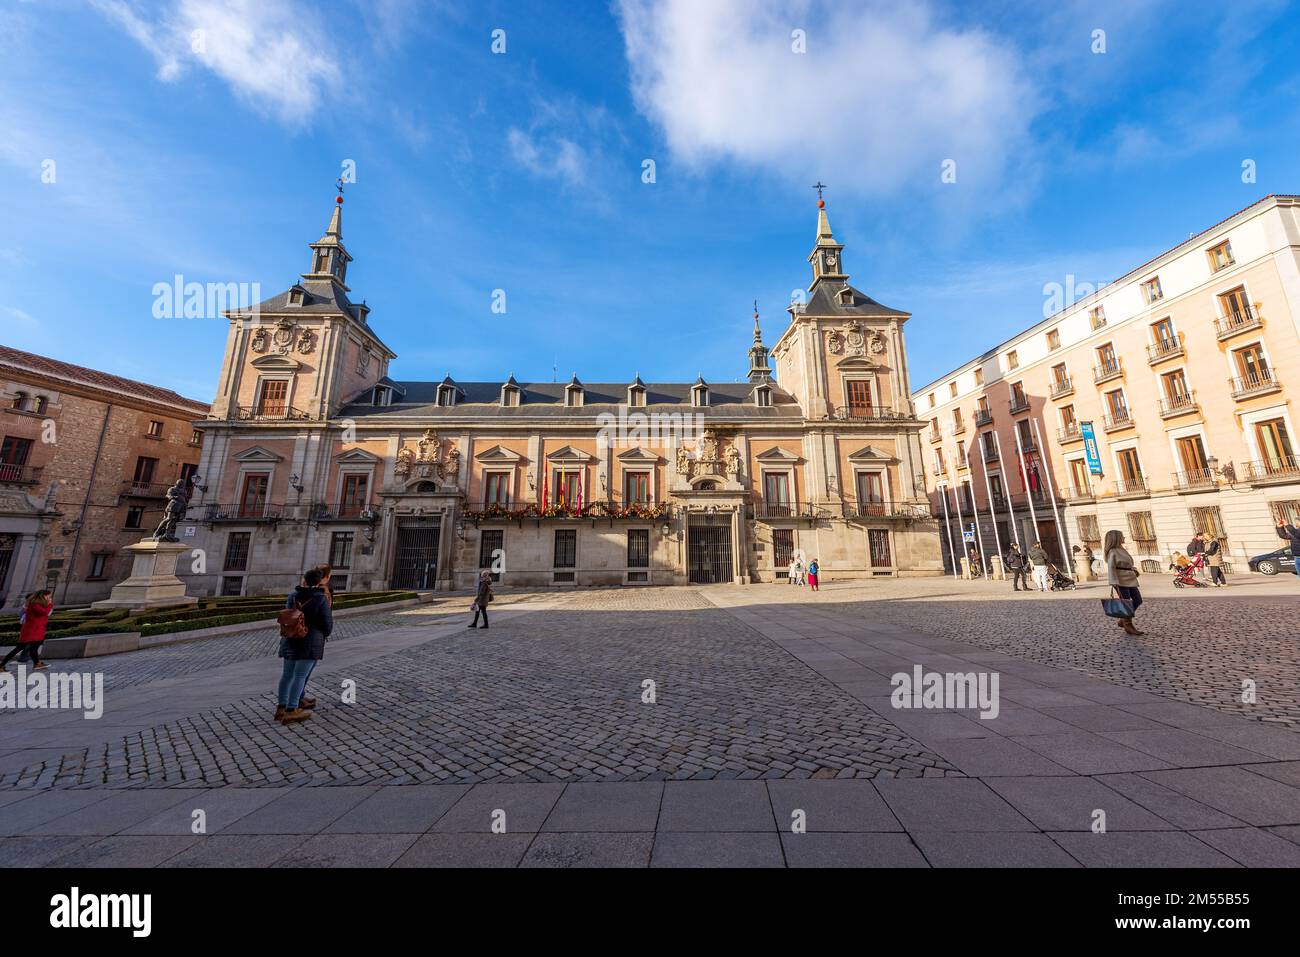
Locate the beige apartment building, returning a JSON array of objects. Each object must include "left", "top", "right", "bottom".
[{"left": 913, "top": 194, "right": 1300, "bottom": 577}]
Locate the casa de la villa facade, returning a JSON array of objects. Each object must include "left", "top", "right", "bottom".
[{"left": 186, "top": 195, "right": 943, "bottom": 595}]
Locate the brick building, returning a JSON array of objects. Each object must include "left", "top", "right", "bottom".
[
  {"left": 186, "top": 194, "right": 943, "bottom": 594},
  {"left": 0, "top": 347, "right": 209, "bottom": 609}
]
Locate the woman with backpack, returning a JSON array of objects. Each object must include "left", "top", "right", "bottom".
[
  {"left": 469, "top": 570, "right": 493, "bottom": 628},
  {"left": 1, "top": 590, "right": 53, "bottom": 671},
  {"left": 274, "top": 567, "right": 333, "bottom": 724}
]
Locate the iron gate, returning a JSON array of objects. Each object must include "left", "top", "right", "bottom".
[
  {"left": 391, "top": 518, "right": 440, "bottom": 590},
  {"left": 687, "top": 524, "right": 733, "bottom": 584}
]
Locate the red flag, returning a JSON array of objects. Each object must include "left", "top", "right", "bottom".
[{"left": 542, "top": 470, "right": 548, "bottom": 510}]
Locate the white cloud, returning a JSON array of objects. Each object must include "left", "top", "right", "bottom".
[
  {"left": 506, "top": 128, "right": 587, "bottom": 187},
  {"left": 616, "top": 0, "right": 1040, "bottom": 197},
  {"left": 0, "top": 305, "right": 38, "bottom": 327},
  {"left": 89, "top": 0, "right": 343, "bottom": 124}
]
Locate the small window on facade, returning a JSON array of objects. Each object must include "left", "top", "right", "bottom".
[
  {"left": 1090, "top": 306, "right": 1107, "bottom": 330},
  {"left": 88, "top": 552, "right": 110, "bottom": 579},
  {"left": 329, "top": 531, "right": 355, "bottom": 570},
  {"left": 32, "top": 396, "right": 48, "bottom": 414},
  {"left": 147, "top": 420, "right": 163, "bottom": 438},
  {"left": 927, "top": 392, "right": 935, "bottom": 408},
  {"left": 480, "top": 529, "right": 504, "bottom": 581},
  {"left": 565, "top": 388, "right": 583, "bottom": 408},
  {"left": 692, "top": 386, "right": 708, "bottom": 407},
  {"left": 755, "top": 386, "right": 771, "bottom": 407},
  {"left": 627, "top": 529, "right": 650, "bottom": 568},
  {"left": 1006, "top": 350, "right": 1019, "bottom": 370},
  {"left": 948, "top": 381, "right": 958, "bottom": 398},
  {"left": 373, "top": 386, "right": 391, "bottom": 406},
  {"left": 553, "top": 529, "right": 577, "bottom": 568},
  {"left": 973, "top": 367, "right": 984, "bottom": 386},
  {"left": 628, "top": 388, "right": 645, "bottom": 407},
  {"left": 125, "top": 506, "right": 145, "bottom": 529},
  {"left": 190, "top": 429, "right": 203, "bottom": 446},
  {"left": 1141, "top": 276, "right": 1163, "bottom": 303},
  {"left": 224, "top": 532, "right": 251, "bottom": 571},
  {"left": 11, "top": 392, "right": 28, "bottom": 411},
  {"left": 1046, "top": 329, "right": 1061, "bottom": 350},
  {"left": 289, "top": 288, "right": 304, "bottom": 305},
  {"left": 1207, "top": 240, "right": 1235, "bottom": 272},
  {"left": 437, "top": 386, "right": 455, "bottom": 407}
]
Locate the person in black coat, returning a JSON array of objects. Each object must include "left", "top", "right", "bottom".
[
  {"left": 1278, "top": 520, "right": 1300, "bottom": 576},
  {"left": 1004, "top": 543, "right": 1028, "bottom": 591},
  {"left": 275, "top": 567, "right": 333, "bottom": 724},
  {"left": 469, "top": 570, "right": 493, "bottom": 629}
]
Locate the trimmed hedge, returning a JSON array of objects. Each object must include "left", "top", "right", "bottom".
[{"left": 0, "top": 590, "right": 419, "bottom": 645}]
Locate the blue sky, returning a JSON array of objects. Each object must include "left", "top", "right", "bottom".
[{"left": 2, "top": 0, "right": 1298, "bottom": 402}]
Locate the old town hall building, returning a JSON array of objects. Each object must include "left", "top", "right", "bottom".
[{"left": 187, "top": 195, "right": 942, "bottom": 594}]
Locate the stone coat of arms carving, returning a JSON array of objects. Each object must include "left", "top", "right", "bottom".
[{"left": 397, "top": 430, "right": 460, "bottom": 484}]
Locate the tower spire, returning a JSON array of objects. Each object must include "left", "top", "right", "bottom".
[
  {"left": 303, "top": 181, "right": 352, "bottom": 290},
  {"left": 807, "top": 183, "right": 846, "bottom": 288},
  {"left": 747, "top": 300, "right": 771, "bottom": 383}
]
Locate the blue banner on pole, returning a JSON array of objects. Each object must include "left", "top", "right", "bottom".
[{"left": 1081, "top": 421, "right": 1103, "bottom": 475}]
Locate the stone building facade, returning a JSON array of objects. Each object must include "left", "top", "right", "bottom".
[
  {"left": 186, "top": 196, "right": 942, "bottom": 595},
  {"left": 913, "top": 194, "right": 1300, "bottom": 577},
  {"left": 0, "top": 346, "right": 208, "bottom": 609}
]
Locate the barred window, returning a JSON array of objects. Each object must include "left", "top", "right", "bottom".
[
  {"left": 480, "top": 529, "right": 503, "bottom": 582},
  {"left": 627, "top": 529, "right": 649, "bottom": 568},
  {"left": 329, "top": 532, "right": 354, "bottom": 569},
  {"left": 1189, "top": 506, "right": 1229, "bottom": 552},
  {"left": 1077, "top": 514, "right": 1100, "bottom": 549},
  {"left": 223, "top": 532, "right": 251, "bottom": 571},
  {"left": 772, "top": 529, "right": 794, "bottom": 570},
  {"left": 553, "top": 529, "right": 576, "bottom": 568},
  {"left": 1126, "top": 511, "right": 1157, "bottom": 553},
  {"left": 1269, "top": 500, "right": 1300, "bottom": 526}
]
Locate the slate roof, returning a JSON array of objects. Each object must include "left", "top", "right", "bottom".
[
  {"left": 0, "top": 345, "right": 209, "bottom": 412},
  {"left": 340, "top": 379, "right": 801, "bottom": 419},
  {"left": 238, "top": 279, "right": 367, "bottom": 321},
  {"left": 798, "top": 281, "right": 909, "bottom": 319}
]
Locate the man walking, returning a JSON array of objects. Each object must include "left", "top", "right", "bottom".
[
  {"left": 1005, "top": 543, "right": 1028, "bottom": 591},
  {"left": 1028, "top": 540, "right": 1051, "bottom": 592},
  {"left": 1277, "top": 519, "right": 1300, "bottom": 580}
]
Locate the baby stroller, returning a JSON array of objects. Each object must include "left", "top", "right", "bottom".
[
  {"left": 1047, "top": 563, "right": 1075, "bottom": 590},
  {"left": 1172, "top": 557, "right": 1209, "bottom": 588}
]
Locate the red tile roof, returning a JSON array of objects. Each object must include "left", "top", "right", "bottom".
[{"left": 0, "top": 344, "right": 209, "bottom": 413}]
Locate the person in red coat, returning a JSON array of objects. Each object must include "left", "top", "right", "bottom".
[{"left": 2, "top": 590, "right": 53, "bottom": 671}]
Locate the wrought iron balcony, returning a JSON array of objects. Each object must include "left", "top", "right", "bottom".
[
  {"left": 982, "top": 445, "right": 999, "bottom": 463},
  {"left": 232, "top": 405, "right": 315, "bottom": 422},
  {"left": 1062, "top": 485, "right": 1095, "bottom": 503},
  {"left": 1100, "top": 410, "right": 1135, "bottom": 433},
  {"left": 120, "top": 479, "right": 172, "bottom": 498},
  {"left": 202, "top": 503, "right": 284, "bottom": 522},
  {"left": 1058, "top": 425, "right": 1084, "bottom": 445},
  {"left": 309, "top": 502, "right": 377, "bottom": 522},
  {"left": 1008, "top": 395, "right": 1030, "bottom": 415},
  {"left": 0, "top": 463, "right": 42, "bottom": 485},
  {"left": 464, "top": 497, "right": 672, "bottom": 523},
  {"left": 1049, "top": 375, "right": 1074, "bottom": 399},
  {"left": 951, "top": 419, "right": 966, "bottom": 436},
  {"left": 1147, "top": 334, "right": 1184, "bottom": 364},
  {"left": 1229, "top": 370, "right": 1280, "bottom": 400},
  {"left": 1093, "top": 360, "right": 1123, "bottom": 385},
  {"left": 974, "top": 407, "right": 994, "bottom": 427},
  {"left": 989, "top": 493, "right": 1008, "bottom": 512},
  {"left": 755, "top": 502, "right": 821, "bottom": 521},
  {"left": 1172, "top": 468, "right": 1217, "bottom": 492},
  {"left": 827, "top": 406, "right": 916, "bottom": 423},
  {"left": 929, "top": 428, "right": 943, "bottom": 443},
  {"left": 1243, "top": 455, "right": 1300, "bottom": 485},
  {"left": 1158, "top": 391, "right": 1199, "bottom": 418},
  {"left": 1214, "top": 306, "right": 1262, "bottom": 340},
  {"left": 1114, "top": 477, "right": 1149, "bottom": 499}
]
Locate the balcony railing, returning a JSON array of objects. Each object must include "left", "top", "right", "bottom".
[
  {"left": 1062, "top": 485, "right": 1095, "bottom": 503},
  {"left": 1100, "top": 410, "right": 1135, "bottom": 433},
  {"left": 1173, "top": 468, "right": 1217, "bottom": 492},
  {"left": 1049, "top": 375, "right": 1074, "bottom": 399},
  {"left": 1114, "top": 477, "right": 1149, "bottom": 498},
  {"left": 309, "top": 502, "right": 376, "bottom": 522},
  {"left": 202, "top": 503, "right": 283, "bottom": 522},
  {"left": 0, "top": 463, "right": 42, "bottom": 485},
  {"left": 1146, "top": 335, "right": 1184, "bottom": 364},
  {"left": 464, "top": 498, "right": 673, "bottom": 522},
  {"left": 755, "top": 502, "right": 823, "bottom": 521},
  {"left": 1093, "top": 360, "right": 1123, "bottom": 384},
  {"left": 232, "top": 405, "right": 315, "bottom": 422},
  {"left": 951, "top": 420, "right": 966, "bottom": 436},
  {"left": 982, "top": 445, "right": 999, "bottom": 463},
  {"left": 955, "top": 454, "right": 970, "bottom": 470},
  {"left": 1008, "top": 395, "right": 1030, "bottom": 415},
  {"left": 1229, "top": 370, "right": 1280, "bottom": 400},
  {"left": 989, "top": 493, "right": 1008, "bottom": 512},
  {"left": 826, "top": 407, "right": 916, "bottom": 423},
  {"left": 1058, "top": 425, "right": 1084, "bottom": 445},
  {"left": 1243, "top": 456, "right": 1300, "bottom": 484},
  {"left": 929, "top": 428, "right": 943, "bottom": 443},
  {"left": 1158, "top": 391, "right": 1199, "bottom": 418},
  {"left": 974, "top": 407, "right": 994, "bottom": 427},
  {"left": 121, "top": 479, "right": 172, "bottom": 498},
  {"left": 1214, "top": 306, "right": 1262, "bottom": 340}
]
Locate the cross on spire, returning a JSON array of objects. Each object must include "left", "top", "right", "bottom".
[{"left": 812, "top": 181, "right": 827, "bottom": 202}]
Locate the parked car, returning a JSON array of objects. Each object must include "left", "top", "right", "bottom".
[{"left": 1247, "top": 546, "right": 1296, "bottom": 576}]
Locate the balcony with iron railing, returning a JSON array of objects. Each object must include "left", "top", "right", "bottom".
[
  {"left": 1147, "top": 334, "right": 1184, "bottom": 364},
  {"left": 974, "top": 407, "right": 994, "bottom": 427},
  {"left": 1093, "top": 359, "right": 1123, "bottom": 385},
  {"left": 1058, "top": 424, "right": 1084, "bottom": 445},
  {"left": 982, "top": 444, "right": 999, "bottom": 463},
  {"left": 232, "top": 404, "right": 315, "bottom": 422},
  {"left": 202, "top": 503, "right": 284, "bottom": 522},
  {"left": 1100, "top": 410, "right": 1135, "bottom": 433},
  {"left": 929, "top": 428, "right": 943, "bottom": 443},
  {"left": 1008, "top": 394, "right": 1030, "bottom": 415},
  {"left": 955, "top": 453, "right": 970, "bottom": 471},
  {"left": 1062, "top": 485, "right": 1095, "bottom": 503},
  {"left": 1114, "top": 477, "right": 1149, "bottom": 499},
  {"left": 0, "top": 463, "right": 42, "bottom": 485},
  {"left": 1229, "top": 369, "right": 1280, "bottom": 400},
  {"left": 755, "top": 501, "right": 823, "bottom": 521},
  {"left": 1049, "top": 375, "right": 1074, "bottom": 400},
  {"left": 952, "top": 419, "right": 966, "bottom": 436},
  {"left": 120, "top": 479, "right": 173, "bottom": 498},
  {"left": 1243, "top": 455, "right": 1300, "bottom": 485},
  {"left": 1214, "top": 305, "right": 1262, "bottom": 340},
  {"left": 308, "top": 502, "right": 377, "bottom": 522},
  {"left": 1158, "top": 391, "right": 1199, "bottom": 419},
  {"left": 1172, "top": 468, "right": 1217, "bottom": 493},
  {"left": 826, "top": 406, "right": 917, "bottom": 423},
  {"left": 988, "top": 493, "right": 1008, "bottom": 512},
  {"left": 464, "top": 496, "right": 673, "bottom": 523}
]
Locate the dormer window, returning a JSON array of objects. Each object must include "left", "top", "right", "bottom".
[
  {"left": 372, "top": 386, "right": 391, "bottom": 407},
  {"left": 754, "top": 385, "right": 772, "bottom": 407},
  {"left": 288, "top": 288, "right": 304, "bottom": 306},
  {"left": 691, "top": 383, "right": 709, "bottom": 407},
  {"left": 500, "top": 381, "right": 521, "bottom": 407},
  {"left": 628, "top": 388, "right": 645, "bottom": 407},
  {"left": 437, "top": 385, "right": 457, "bottom": 407},
  {"left": 565, "top": 386, "right": 583, "bottom": 407},
  {"left": 837, "top": 288, "right": 853, "bottom": 305}
]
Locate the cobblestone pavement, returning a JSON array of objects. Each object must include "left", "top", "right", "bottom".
[
  {"left": 748, "top": 576, "right": 1300, "bottom": 728},
  {"left": 0, "top": 587, "right": 955, "bottom": 788}
]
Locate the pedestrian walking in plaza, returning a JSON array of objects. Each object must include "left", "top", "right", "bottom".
[
  {"left": 1028, "top": 541, "right": 1050, "bottom": 592},
  {"left": 1004, "top": 543, "right": 1028, "bottom": 591},
  {"left": 793, "top": 556, "right": 806, "bottom": 586},
  {"left": 1104, "top": 530, "right": 1145, "bottom": 636},
  {"left": 807, "top": 558, "right": 820, "bottom": 591},
  {"left": 296, "top": 563, "right": 335, "bottom": 710},
  {"left": 787, "top": 556, "right": 798, "bottom": 584},
  {"left": 1276, "top": 519, "right": 1300, "bottom": 579},
  {"left": 275, "top": 567, "right": 333, "bottom": 724},
  {"left": 1204, "top": 537, "right": 1226, "bottom": 586},
  {"left": 469, "top": 569, "right": 493, "bottom": 628},
  {"left": 1186, "top": 532, "right": 1207, "bottom": 579},
  {"left": 1, "top": 590, "right": 53, "bottom": 671}
]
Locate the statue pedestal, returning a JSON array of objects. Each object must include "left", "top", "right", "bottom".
[
  {"left": 990, "top": 555, "right": 1006, "bottom": 580},
  {"left": 91, "top": 540, "right": 198, "bottom": 611},
  {"left": 959, "top": 557, "right": 972, "bottom": 580}
]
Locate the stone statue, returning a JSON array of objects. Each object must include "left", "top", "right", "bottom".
[
  {"left": 676, "top": 447, "right": 691, "bottom": 476},
  {"left": 394, "top": 446, "right": 414, "bottom": 478},
  {"left": 149, "top": 479, "right": 192, "bottom": 542},
  {"left": 724, "top": 444, "right": 741, "bottom": 478}
]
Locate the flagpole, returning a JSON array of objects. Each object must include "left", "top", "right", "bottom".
[
  {"left": 991, "top": 431, "right": 1022, "bottom": 549},
  {"left": 938, "top": 481, "right": 959, "bottom": 578},
  {"left": 950, "top": 482, "right": 966, "bottom": 579},
  {"left": 963, "top": 445, "right": 990, "bottom": 579},
  {"left": 1031, "top": 417, "right": 1072, "bottom": 573},
  {"left": 1013, "top": 423, "right": 1041, "bottom": 545}
]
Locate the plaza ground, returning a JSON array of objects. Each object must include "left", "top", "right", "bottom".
[{"left": 0, "top": 573, "right": 1297, "bottom": 867}]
